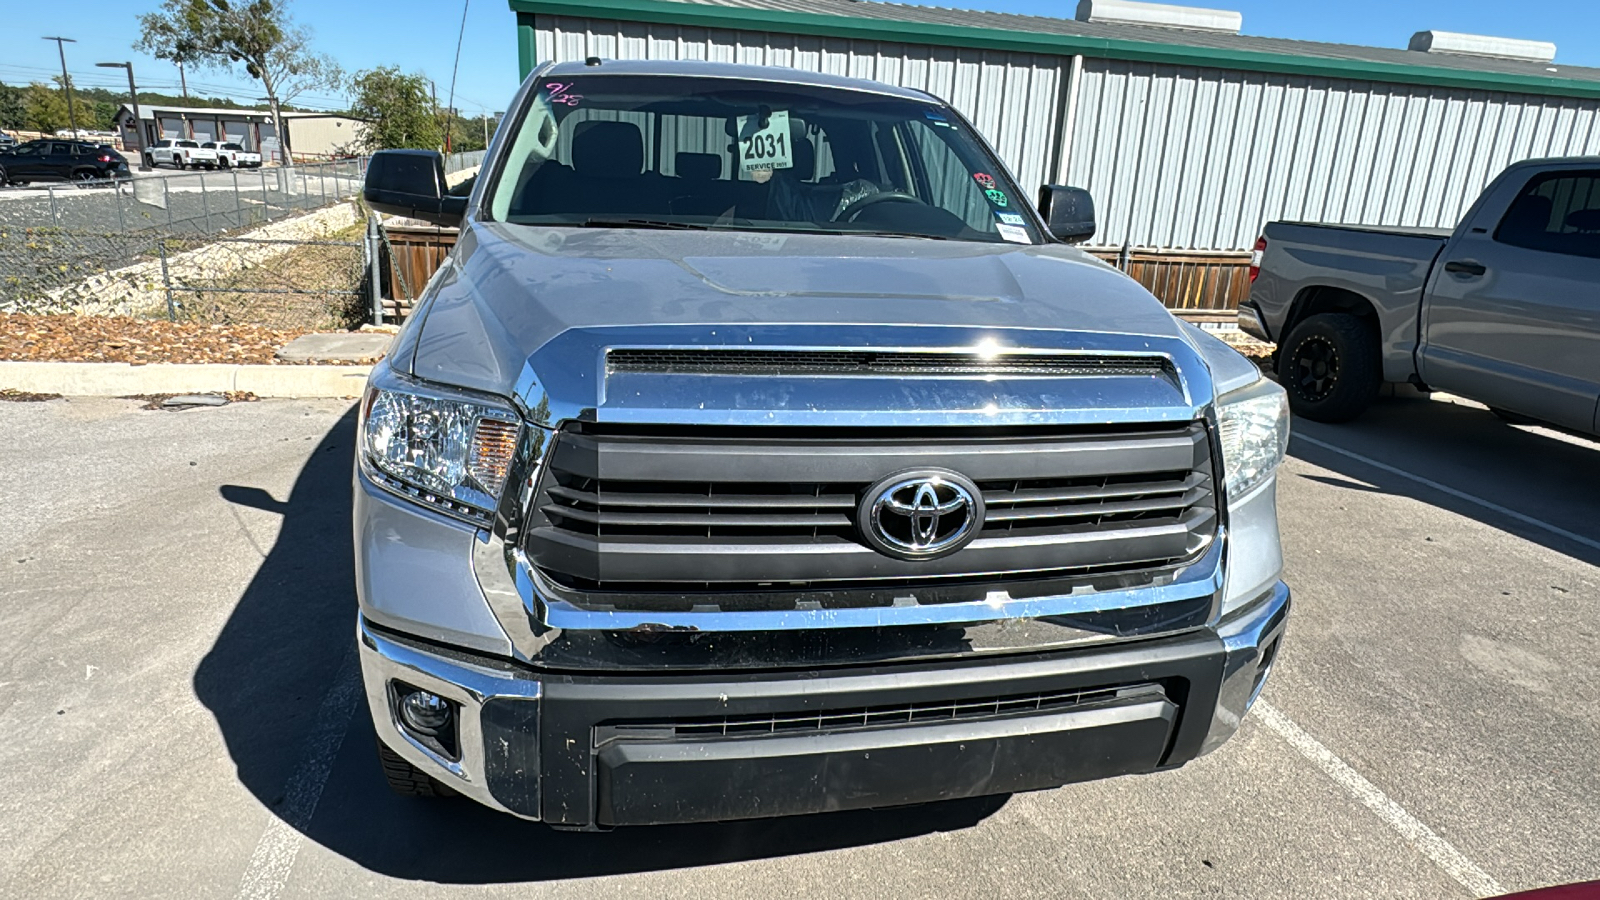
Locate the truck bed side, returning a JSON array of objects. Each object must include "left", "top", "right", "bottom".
[{"left": 1249, "top": 221, "right": 1449, "bottom": 383}]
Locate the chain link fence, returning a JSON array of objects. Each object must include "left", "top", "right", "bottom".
[
  {"left": 0, "top": 160, "right": 368, "bottom": 318},
  {"left": 157, "top": 232, "right": 373, "bottom": 331}
]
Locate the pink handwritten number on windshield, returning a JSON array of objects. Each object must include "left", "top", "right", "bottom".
[{"left": 544, "top": 83, "right": 583, "bottom": 107}]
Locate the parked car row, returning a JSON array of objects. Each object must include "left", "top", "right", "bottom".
[{"left": 0, "top": 139, "right": 130, "bottom": 185}]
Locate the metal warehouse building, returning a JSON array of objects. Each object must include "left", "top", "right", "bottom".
[{"left": 505, "top": 0, "right": 1600, "bottom": 308}]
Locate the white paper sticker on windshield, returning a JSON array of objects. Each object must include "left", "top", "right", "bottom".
[
  {"left": 997, "top": 223, "right": 1030, "bottom": 244},
  {"left": 738, "top": 109, "right": 793, "bottom": 173}
]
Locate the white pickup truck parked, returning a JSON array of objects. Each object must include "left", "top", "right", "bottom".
[
  {"left": 145, "top": 139, "right": 218, "bottom": 170},
  {"left": 202, "top": 141, "right": 262, "bottom": 169}
]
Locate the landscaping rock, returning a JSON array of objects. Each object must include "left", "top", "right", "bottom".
[{"left": 276, "top": 332, "right": 391, "bottom": 364}]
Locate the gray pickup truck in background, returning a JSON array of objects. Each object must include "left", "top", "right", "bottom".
[{"left": 1242, "top": 157, "right": 1600, "bottom": 430}]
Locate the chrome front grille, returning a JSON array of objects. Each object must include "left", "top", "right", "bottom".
[{"left": 524, "top": 423, "right": 1218, "bottom": 599}]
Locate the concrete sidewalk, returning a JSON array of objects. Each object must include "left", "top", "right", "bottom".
[{"left": 0, "top": 361, "right": 371, "bottom": 398}]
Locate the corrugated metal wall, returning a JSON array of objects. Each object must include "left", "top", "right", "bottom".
[
  {"left": 534, "top": 15, "right": 1067, "bottom": 197},
  {"left": 1068, "top": 60, "right": 1600, "bottom": 250},
  {"left": 533, "top": 15, "right": 1600, "bottom": 253}
]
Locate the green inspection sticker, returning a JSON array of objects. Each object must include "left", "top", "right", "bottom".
[{"left": 985, "top": 188, "right": 1008, "bottom": 207}]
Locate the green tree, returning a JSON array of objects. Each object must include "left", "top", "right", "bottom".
[
  {"left": 349, "top": 66, "right": 441, "bottom": 152},
  {"left": 136, "top": 0, "right": 344, "bottom": 161},
  {"left": 0, "top": 85, "right": 25, "bottom": 131},
  {"left": 24, "top": 82, "right": 69, "bottom": 134}
]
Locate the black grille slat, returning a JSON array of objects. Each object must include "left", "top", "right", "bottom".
[
  {"left": 525, "top": 423, "right": 1217, "bottom": 597},
  {"left": 984, "top": 471, "right": 1203, "bottom": 506},
  {"left": 607, "top": 348, "right": 1176, "bottom": 380},
  {"left": 982, "top": 488, "right": 1209, "bottom": 524},
  {"left": 541, "top": 505, "right": 854, "bottom": 529},
  {"left": 545, "top": 484, "right": 856, "bottom": 510}
]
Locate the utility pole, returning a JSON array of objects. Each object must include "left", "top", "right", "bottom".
[
  {"left": 97, "top": 61, "right": 149, "bottom": 170},
  {"left": 41, "top": 36, "right": 79, "bottom": 138},
  {"left": 177, "top": 60, "right": 189, "bottom": 99},
  {"left": 482, "top": 112, "right": 488, "bottom": 148}
]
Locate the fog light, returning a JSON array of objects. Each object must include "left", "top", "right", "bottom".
[{"left": 400, "top": 689, "right": 452, "bottom": 735}]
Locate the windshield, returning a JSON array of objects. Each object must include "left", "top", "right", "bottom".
[{"left": 486, "top": 75, "right": 1039, "bottom": 244}]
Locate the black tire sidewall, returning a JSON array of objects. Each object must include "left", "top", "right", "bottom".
[{"left": 1279, "top": 314, "right": 1382, "bottom": 423}]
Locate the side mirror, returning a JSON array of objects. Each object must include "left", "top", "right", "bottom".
[
  {"left": 363, "top": 149, "right": 466, "bottom": 228},
  {"left": 1037, "top": 185, "right": 1096, "bottom": 244}
]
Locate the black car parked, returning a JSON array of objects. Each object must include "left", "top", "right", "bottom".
[{"left": 0, "top": 140, "right": 131, "bottom": 186}]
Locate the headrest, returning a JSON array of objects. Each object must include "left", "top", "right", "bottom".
[
  {"left": 572, "top": 120, "right": 643, "bottom": 177},
  {"left": 1501, "top": 194, "right": 1553, "bottom": 239},
  {"left": 675, "top": 152, "right": 722, "bottom": 180},
  {"left": 790, "top": 129, "right": 815, "bottom": 181}
]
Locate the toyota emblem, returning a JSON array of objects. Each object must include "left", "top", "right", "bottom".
[{"left": 859, "top": 469, "right": 984, "bottom": 560}]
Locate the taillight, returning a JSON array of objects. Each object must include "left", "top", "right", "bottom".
[
  {"left": 98, "top": 154, "right": 114, "bottom": 162},
  {"left": 1249, "top": 236, "right": 1267, "bottom": 283}
]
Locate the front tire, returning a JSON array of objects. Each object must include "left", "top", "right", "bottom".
[
  {"left": 375, "top": 739, "right": 456, "bottom": 798},
  {"left": 1278, "top": 313, "right": 1382, "bottom": 423}
]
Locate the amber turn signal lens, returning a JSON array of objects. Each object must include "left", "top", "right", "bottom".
[{"left": 468, "top": 418, "right": 519, "bottom": 497}]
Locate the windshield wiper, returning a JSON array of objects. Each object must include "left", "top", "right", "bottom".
[{"left": 580, "top": 218, "right": 711, "bottom": 230}]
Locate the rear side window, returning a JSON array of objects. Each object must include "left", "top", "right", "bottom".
[{"left": 1494, "top": 171, "right": 1600, "bottom": 260}]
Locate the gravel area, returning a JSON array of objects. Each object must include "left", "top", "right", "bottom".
[{"left": 0, "top": 314, "right": 382, "bottom": 365}]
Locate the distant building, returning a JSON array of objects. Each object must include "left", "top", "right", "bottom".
[{"left": 114, "top": 104, "right": 369, "bottom": 163}]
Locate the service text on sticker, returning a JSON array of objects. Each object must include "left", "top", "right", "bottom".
[{"left": 737, "top": 109, "right": 793, "bottom": 173}]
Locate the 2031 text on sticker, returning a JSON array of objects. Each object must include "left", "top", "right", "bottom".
[{"left": 738, "top": 110, "right": 793, "bottom": 174}]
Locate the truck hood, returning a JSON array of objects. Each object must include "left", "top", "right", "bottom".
[{"left": 405, "top": 223, "right": 1226, "bottom": 426}]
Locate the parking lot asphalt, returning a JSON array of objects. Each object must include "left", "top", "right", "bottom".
[{"left": 0, "top": 390, "right": 1595, "bottom": 898}]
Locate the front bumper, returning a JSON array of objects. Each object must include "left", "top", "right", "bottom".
[{"left": 358, "top": 580, "right": 1289, "bottom": 828}]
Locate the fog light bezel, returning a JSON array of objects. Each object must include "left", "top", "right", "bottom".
[{"left": 390, "top": 681, "right": 461, "bottom": 761}]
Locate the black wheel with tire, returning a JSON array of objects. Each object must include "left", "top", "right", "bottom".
[
  {"left": 1277, "top": 313, "right": 1382, "bottom": 423},
  {"left": 376, "top": 738, "right": 456, "bottom": 798},
  {"left": 0, "top": 165, "right": 8, "bottom": 186}
]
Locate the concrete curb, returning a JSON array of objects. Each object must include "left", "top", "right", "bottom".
[{"left": 0, "top": 361, "right": 371, "bottom": 398}]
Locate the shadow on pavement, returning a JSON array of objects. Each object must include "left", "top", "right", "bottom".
[
  {"left": 1288, "top": 392, "right": 1600, "bottom": 567},
  {"left": 195, "top": 407, "right": 1004, "bottom": 884}
]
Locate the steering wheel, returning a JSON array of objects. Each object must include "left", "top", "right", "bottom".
[{"left": 833, "top": 190, "right": 922, "bottom": 223}]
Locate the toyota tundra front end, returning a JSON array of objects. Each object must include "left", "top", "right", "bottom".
[{"left": 352, "top": 59, "right": 1291, "bottom": 829}]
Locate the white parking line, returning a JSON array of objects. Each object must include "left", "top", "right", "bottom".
[
  {"left": 235, "top": 649, "right": 363, "bottom": 900},
  {"left": 1294, "top": 433, "right": 1600, "bottom": 554},
  {"left": 1255, "top": 702, "right": 1503, "bottom": 898}
]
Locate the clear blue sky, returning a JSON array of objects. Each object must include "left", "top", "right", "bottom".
[{"left": 4, "top": 0, "right": 1598, "bottom": 116}]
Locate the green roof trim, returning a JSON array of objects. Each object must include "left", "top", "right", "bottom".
[{"left": 507, "top": 0, "right": 1600, "bottom": 100}]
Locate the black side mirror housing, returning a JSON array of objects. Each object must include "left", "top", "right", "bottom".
[
  {"left": 1037, "top": 185, "right": 1096, "bottom": 244},
  {"left": 363, "top": 149, "right": 466, "bottom": 228}
]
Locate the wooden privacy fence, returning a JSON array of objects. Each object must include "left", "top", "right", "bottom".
[
  {"left": 376, "top": 224, "right": 1251, "bottom": 319},
  {"left": 380, "top": 223, "right": 459, "bottom": 320},
  {"left": 1086, "top": 247, "right": 1253, "bottom": 312}
]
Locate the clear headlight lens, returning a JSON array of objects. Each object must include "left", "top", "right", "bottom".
[
  {"left": 1216, "top": 376, "right": 1290, "bottom": 500},
  {"left": 360, "top": 376, "right": 522, "bottom": 520}
]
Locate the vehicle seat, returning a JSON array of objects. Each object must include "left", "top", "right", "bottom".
[
  {"left": 669, "top": 151, "right": 735, "bottom": 217},
  {"left": 1498, "top": 194, "right": 1554, "bottom": 244},
  {"left": 567, "top": 120, "right": 656, "bottom": 215}
]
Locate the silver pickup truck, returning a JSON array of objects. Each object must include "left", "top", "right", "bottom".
[
  {"left": 356, "top": 59, "right": 1290, "bottom": 829},
  {"left": 1243, "top": 157, "right": 1600, "bottom": 429}
]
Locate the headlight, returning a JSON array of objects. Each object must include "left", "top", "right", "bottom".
[
  {"left": 1216, "top": 376, "right": 1290, "bottom": 500},
  {"left": 359, "top": 372, "right": 523, "bottom": 522}
]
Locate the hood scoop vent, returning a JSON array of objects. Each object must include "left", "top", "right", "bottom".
[{"left": 606, "top": 348, "right": 1176, "bottom": 380}]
